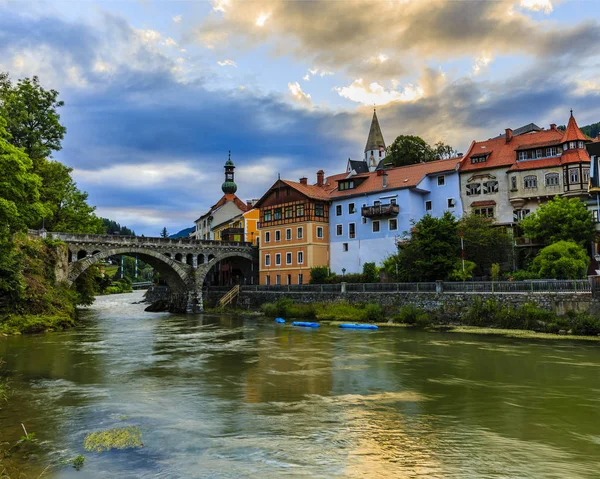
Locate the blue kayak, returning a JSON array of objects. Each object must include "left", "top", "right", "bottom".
[
  {"left": 292, "top": 321, "right": 320, "bottom": 328},
  {"left": 339, "top": 323, "right": 379, "bottom": 330},
  {"left": 275, "top": 318, "right": 286, "bottom": 323}
]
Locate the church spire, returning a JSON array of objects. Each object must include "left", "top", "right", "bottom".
[
  {"left": 364, "top": 108, "right": 386, "bottom": 153},
  {"left": 222, "top": 151, "right": 237, "bottom": 194}
]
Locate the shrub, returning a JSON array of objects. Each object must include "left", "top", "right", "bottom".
[
  {"left": 393, "top": 304, "right": 429, "bottom": 325},
  {"left": 449, "top": 259, "right": 476, "bottom": 281},
  {"left": 569, "top": 313, "right": 600, "bottom": 336},
  {"left": 362, "top": 263, "right": 379, "bottom": 283},
  {"left": 361, "top": 303, "right": 383, "bottom": 322},
  {"left": 530, "top": 241, "right": 589, "bottom": 279},
  {"left": 309, "top": 266, "right": 330, "bottom": 284}
]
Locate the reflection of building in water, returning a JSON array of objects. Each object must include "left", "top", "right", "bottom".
[{"left": 244, "top": 328, "right": 333, "bottom": 403}]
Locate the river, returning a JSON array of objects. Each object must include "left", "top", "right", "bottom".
[{"left": 1, "top": 291, "right": 600, "bottom": 478}]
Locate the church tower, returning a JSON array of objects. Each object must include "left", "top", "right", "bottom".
[
  {"left": 222, "top": 151, "right": 237, "bottom": 194},
  {"left": 364, "top": 108, "right": 386, "bottom": 172}
]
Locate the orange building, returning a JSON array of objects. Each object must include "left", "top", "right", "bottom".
[{"left": 255, "top": 171, "right": 332, "bottom": 285}]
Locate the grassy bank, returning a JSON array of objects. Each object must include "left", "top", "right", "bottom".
[{"left": 259, "top": 298, "right": 600, "bottom": 339}]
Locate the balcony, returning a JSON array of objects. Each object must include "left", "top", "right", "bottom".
[
  {"left": 220, "top": 228, "right": 244, "bottom": 242},
  {"left": 361, "top": 204, "right": 400, "bottom": 218}
]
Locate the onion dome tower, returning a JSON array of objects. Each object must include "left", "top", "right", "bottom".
[{"left": 222, "top": 150, "right": 237, "bottom": 194}]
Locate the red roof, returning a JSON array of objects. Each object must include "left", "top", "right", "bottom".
[
  {"left": 211, "top": 193, "right": 250, "bottom": 213},
  {"left": 281, "top": 179, "right": 331, "bottom": 200},
  {"left": 562, "top": 114, "right": 588, "bottom": 143},
  {"left": 329, "top": 157, "right": 460, "bottom": 198},
  {"left": 561, "top": 148, "right": 590, "bottom": 165},
  {"left": 509, "top": 157, "right": 562, "bottom": 171},
  {"left": 460, "top": 128, "right": 564, "bottom": 172}
]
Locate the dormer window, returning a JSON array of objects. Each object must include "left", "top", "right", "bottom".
[
  {"left": 338, "top": 180, "right": 355, "bottom": 191},
  {"left": 518, "top": 151, "right": 527, "bottom": 161},
  {"left": 579, "top": 141, "right": 585, "bottom": 149},
  {"left": 535, "top": 149, "right": 542, "bottom": 159},
  {"left": 570, "top": 141, "right": 576, "bottom": 149},
  {"left": 470, "top": 154, "right": 488, "bottom": 164},
  {"left": 563, "top": 143, "right": 568, "bottom": 151}
]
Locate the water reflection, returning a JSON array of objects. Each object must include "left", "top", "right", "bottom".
[{"left": 0, "top": 292, "right": 599, "bottom": 478}]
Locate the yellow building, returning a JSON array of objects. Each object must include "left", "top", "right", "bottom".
[
  {"left": 255, "top": 172, "right": 331, "bottom": 285},
  {"left": 212, "top": 207, "right": 260, "bottom": 245}
]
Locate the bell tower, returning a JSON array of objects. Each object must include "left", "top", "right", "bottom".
[
  {"left": 364, "top": 108, "right": 386, "bottom": 172},
  {"left": 222, "top": 151, "right": 237, "bottom": 194}
]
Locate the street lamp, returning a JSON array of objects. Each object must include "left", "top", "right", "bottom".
[{"left": 342, "top": 268, "right": 346, "bottom": 278}]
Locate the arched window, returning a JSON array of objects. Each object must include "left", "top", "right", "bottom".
[
  {"left": 524, "top": 175, "right": 537, "bottom": 188},
  {"left": 545, "top": 173, "right": 559, "bottom": 186}
]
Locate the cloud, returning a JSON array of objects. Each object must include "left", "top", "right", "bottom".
[
  {"left": 172, "top": 15, "right": 182, "bottom": 23},
  {"left": 335, "top": 79, "right": 424, "bottom": 106},
  {"left": 472, "top": 54, "right": 493, "bottom": 75},
  {"left": 163, "top": 37, "right": 178, "bottom": 47},
  {"left": 217, "top": 59, "right": 237, "bottom": 67},
  {"left": 255, "top": 12, "right": 271, "bottom": 27},
  {"left": 520, "top": 0, "right": 553, "bottom": 14},
  {"left": 288, "top": 81, "right": 312, "bottom": 106}
]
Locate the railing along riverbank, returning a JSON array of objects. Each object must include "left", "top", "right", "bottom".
[{"left": 239, "top": 279, "right": 592, "bottom": 294}]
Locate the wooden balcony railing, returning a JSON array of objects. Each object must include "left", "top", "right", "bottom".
[{"left": 361, "top": 204, "right": 400, "bottom": 218}]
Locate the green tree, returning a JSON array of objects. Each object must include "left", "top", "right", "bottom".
[
  {"left": 460, "top": 214, "right": 512, "bottom": 276},
  {"left": 530, "top": 241, "right": 589, "bottom": 279},
  {"left": 160, "top": 227, "right": 169, "bottom": 238},
  {"left": 385, "top": 135, "right": 435, "bottom": 167},
  {"left": 362, "top": 262, "right": 379, "bottom": 283},
  {"left": 449, "top": 259, "right": 476, "bottom": 281},
  {"left": 396, "top": 212, "right": 460, "bottom": 281},
  {"left": 0, "top": 74, "right": 66, "bottom": 164},
  {"left": 309, "top": 266, "right": 329, "bottom": 284},
  {"left": 432, "top": 141, "right": 459, "bottom": 160},
  {"left": 520, "top": 196, "right": 595, "bottom": 247}
]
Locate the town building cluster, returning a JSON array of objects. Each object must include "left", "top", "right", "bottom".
[{"left": 192, "top": 110, "right": 600, "bottom": 286}]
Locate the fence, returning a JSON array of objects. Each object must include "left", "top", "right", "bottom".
[{"left": 240, "top": 279, "right": 591, "bottom": 294}]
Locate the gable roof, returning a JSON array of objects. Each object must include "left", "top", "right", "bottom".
[
  {"left": 329, "top": 157, "right": 459, "bottom": 199},
  {"left": 364, "top": 109, "right": 386, "bottom": 152},
  {"left": 348, "top": 159, "right": 369, "bottom": 174}
]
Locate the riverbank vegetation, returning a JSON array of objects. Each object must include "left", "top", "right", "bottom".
[{"left": 260, "top": 297, "right": 600, "bottom": 337}]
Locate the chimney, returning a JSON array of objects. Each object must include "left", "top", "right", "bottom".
[
  {"left": 382, "top": 172, "right": 388, "bottom": 188},
  {"left": 316, "top": 170, "right": 324, "bottom": 187},
  {"left": 299, "top": 177, "right": 308, "bottom": 185},
  {"left": 505, "top": 128, "right": 513, "bottom": 143},
  {"left": 246, "top": 200, "right": 253, "bottom": 208},
  {"left": 550, "top": 123, "right": 557, "bottom": 130}
]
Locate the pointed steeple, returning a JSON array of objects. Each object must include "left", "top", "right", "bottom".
[
  {"left": 364, "top": 108, "right": 386, "bottom": 153},
  {"left": 562, "top": 110, "right": 588, "bottom": 143}
]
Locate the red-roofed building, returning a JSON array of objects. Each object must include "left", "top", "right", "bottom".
[
  {"left": 254, "top": 172, "right": 332, "bottom": 285},
  {"left": 459, "top": 112, "right": 591, "bottom": 226}
]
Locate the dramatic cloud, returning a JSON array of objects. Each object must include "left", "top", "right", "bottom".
[
  {"left": 335, "top": 79, "right": 424, "bottom": 106},
  {"left": 288, "top": 81, "right": 312, "bottom": 106}
]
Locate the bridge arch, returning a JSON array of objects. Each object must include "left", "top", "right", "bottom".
[
  {"left": 67, "top": 247, "right": 193, "bottom": 294},
  {"left": 197, "top": 250, "right": 256, "bottom": 288}
]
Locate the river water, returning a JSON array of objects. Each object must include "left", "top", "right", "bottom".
[{"left": 1, "top": 292, "right": 600, "bottom": 478}]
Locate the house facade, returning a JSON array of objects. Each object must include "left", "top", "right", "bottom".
[
  {"left": 255, "top": 173, "right": 331, "bottom": 285},
  {"left": 459, "top": 113, "right": 590, "bottom": 228},
  {"left": 329, "top": 158, "right": 462, "bottom": 274}
]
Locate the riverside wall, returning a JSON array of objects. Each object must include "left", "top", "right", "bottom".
[{"left": 224, "top": 290, "right": 593, "bottom": 319}]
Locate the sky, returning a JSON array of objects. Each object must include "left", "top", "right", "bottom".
[{"left": 2, "top": 0, "right": 600, "bottom": 236}]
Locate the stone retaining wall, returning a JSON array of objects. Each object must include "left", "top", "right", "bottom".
[{"left": 231, "top": 291, "right": 593, "bottom": 318}]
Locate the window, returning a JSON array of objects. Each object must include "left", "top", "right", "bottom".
[
  {"left": 298, "top": 274, "right": 303, "bottom": 285},
  {"left": 276, "top": 274, "right": 281, "bottom": 285},
  {"left": 274, "top": 208, "right": 282, "bottom": 220},
  {"left": 546, "top": 147, "right": 559, "bottom": 157},
  {"left": 511, "top": 176, "right": 517, "bottom": 190},
  {"left": 265, "top": 231, "right": 271, "bottom": 243},
  {"left": 425, "top": 200, "right": 432, "bottom": 211},
  {"left": 275, "top": 230, "right": 281, "bottom": 242},
  {"left": 286, "top": 228, "right": 292, "bottom": 240},
  {"left": 316, "top": 227, "right": 323, "bottom": 239},
  {"left": 390, "top": 198, "right": 397, "bottom": 205},
  {"left": 545, "top": 173, "right": 559, "bottom": 186},
  {"left": 287, "top": 274, "right": 291, "bottom": 285},
  {"left": 349, "top": 223, "right": 356, "bottom": 239},
  {"left": 524, "top": 175, "right": 537, "bottom": 188},
  {"left": 389, "top": 219, "right": 398, "bottom": 230},
  {"left": 513, "top": 209, "right": 531, "bottom": 222},
  {"left": 569, "top": 169, "right": 580, "bottom": 184},
  {"left": 315, "top": 204, "right": 324, "bottom": 217},
  {"left": 343, "top": 243, "right": 349, "bottom": 252},
  {"left": 265, "top": 275, "right": 270, "bottom": 286},
  {"left": 296, "top": 204, "right": 305, "bottom": 217},
  {"left": 563, "top": 143, "right": 568, "bottom": 151},
  {"left": 518, "top": 151, "right": 527, "bottom": 161},
  {"left": 474, "top": 207, "right": 494, "bottom": 218},
  {"left": 584, "top": 168, "right": 590, "bottom": 182},
  {"left": 338, "top": 180, "right": 355, "bottom": 191},
  {"left": 570, "top": 141, "right": 576, "bottom": 149},
  {"left": 286, "top": 252, "right": 292, "bottom": 265},
  {"left": 372, "top": 220, "right": 380, "bottom": 233},
  {"left": 447, "top": 198, "right": 456, "bottom": 209},
  {"left": 336, "top": 224, "right": 343, "bottom": 236},
  {"left": 483, "top": 180, "right": 499, "bottom": 194},
  {"left": 336, "top": 205, "right": 342, "bottom": 216},
  {"left": 265, "top": 254, "right": 271, "bottom": 266},
  {"left": 471, "top": 155, "right": 487, "bottom": 164},
  {"left": 275, "top": 254, "right": 281, "bottom": 266},
  {"left": 348, "top": 203, "right": 356, "bottom": 214},
  {"left": 579, "top": 141, "right": 585, "bottom": 149},
  {"left": 285, "top": 206, "right": 293, "bottom": 218},
  {"left": 535, "top": 149, "right": 543, "bottom": 159},
  {"left": 264, "top": 210, "right": 272, "bottom": 222},
  {"left": 437, "top": 175, "right": 445, "bottom": 186},
  {"left": 297, "top": 251, "right": 304, "bottom": 264},
  {"left": 466, "top": 183, "right": 481, "bottom": 196},
  {"left": 297, "top": 227, "right": 303, "bottom": 239}
]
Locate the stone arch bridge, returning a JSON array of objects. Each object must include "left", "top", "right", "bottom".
[{"left": 42, "top": 232, "right": 258, "bottom": 312}]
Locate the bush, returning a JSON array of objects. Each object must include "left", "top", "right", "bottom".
[
  {"left": 362, "top": 263, "right": 379, "bottom": 283},
  {"left": 530, "top": 241, "right": 589, "bottom": 279},
  {"left": 569, "top": 313, "right": 600, "bottom": 336},
  {"left": 393, "top": 304, "right": 429, "bottom": 325},
  {"left": 309, "top": 266, "right": 329, "bottom": 284},
  {"left": 449, "top": 259, "right": 476, "bottom": 281},
  {"left": 361, "top": 303, "right": 383, "bottom": 322}
]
